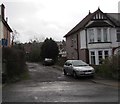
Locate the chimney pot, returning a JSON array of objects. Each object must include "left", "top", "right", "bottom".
[
  {"left": 89, "top": 10, "right": 91, "bottom": 14},
  {"left": 1, "top": 4, "right": 5, "bottom": 19}
]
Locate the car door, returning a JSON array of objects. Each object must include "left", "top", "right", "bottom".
[{"left": 67, "top": 62, "right": 73, "bottom": 74}]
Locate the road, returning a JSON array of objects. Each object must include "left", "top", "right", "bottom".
[{"left": 2, "top": 63, "right": 119, "bottom": 103}]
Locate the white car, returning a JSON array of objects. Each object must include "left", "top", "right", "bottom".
[
  {"left": 63, "top": 60, "right": 95, "bottom": 78},
  {"left": 43, "top": 58, "right": 54, "bottom": 66}
]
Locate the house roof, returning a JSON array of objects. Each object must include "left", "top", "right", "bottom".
[
  {"left": 86, "top": 21, "right": 113, "bottom": 28},
  {"left": 0, "top": 15, "right": 13, "bottom": 32},
  {"left": 64, "top": 8, "right": 120, "bottom": 37},
  {"left": 106, "top": 13, "right": 120, "bottom": 27}
]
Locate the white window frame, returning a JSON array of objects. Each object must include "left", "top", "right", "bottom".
[
  {"left": 90, "top": 51, "right": 96, "bottom": 65},
  {"left": 97, "top": 28, "right": 102, "bottom": 42},
  {"left": 96, "top": 28, "right": 109, "bottom": 42},
  {"left": 89, "top": 49, "right": 112, "bottom": 65},
  {"left": 117, "top": 28, "right": 120, "bottom": 42},
  {"left": 103, "top": 28, "right": 108, "bottom": 42},
  {"left": 88, "top": 28, "right": 94, "bottom": 43}
]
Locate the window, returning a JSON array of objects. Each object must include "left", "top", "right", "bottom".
[
  {"left": 90, "top": 51, "right": 95, "bottom": 64},
  {"left": 104, "top": 51, "right": 109, "bottom": 59},
  {"left": 97, "top": 28, "right": 102, "bottom": 42},
  {"left": 117, "top": 29, "right": 120, "bottom": 42},
  {"left": 89, "top": 29, "right": 94, "bottom": 42},
  {"left": 103, "top": 28, "right": 108, "bottom": 42},
  {"left": 90, "top": 50, "right": 110, "bottom": 65},
  {"left": 98, "top": 51, "right": 103, "bottom": 64}
]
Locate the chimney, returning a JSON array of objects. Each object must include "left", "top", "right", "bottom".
[
  {"left": 1, "top": 4, "right": 5, "bottom": 19},
  {"left": 89, "top": 10, "right": 91, "bottom": 15}
]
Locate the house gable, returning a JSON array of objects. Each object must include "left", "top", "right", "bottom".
[
  {"left": 86, "top": 9, "right": 117, "bottom": 28},
  {"left": 92, "top": 10, "right": 107, "bottom": 20},
  {"left": 64, "top": 8, "right": 120, "bottom": 38}
]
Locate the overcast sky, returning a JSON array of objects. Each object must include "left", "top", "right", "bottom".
[{"left": 0, "top": 0, "right": 120, "bottom": 43}]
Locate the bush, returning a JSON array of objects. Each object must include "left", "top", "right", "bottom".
[
  {"left": 27, "top": 47, "right": 41, "bottom": 62},
  {"left": 95, "top": 54, "right": 120, "bottom": 80},
  {"left": 56, "top": 57, "right": 67, "bottom": 67},
  {"left": 40, "top": 38, "right": 59, "bottom": 63},
  {"left": 25, "top": 42, "right": 42, "bottom": 62},
  {"left": 2, "top": 47, "right": 28, "bottom": 82}
]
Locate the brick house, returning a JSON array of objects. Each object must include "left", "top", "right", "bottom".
[
  {"left": 64, "top": 8, "right": 120, "bottom": 65},
  {"left": 0, "top": 4, "right": 12, "bottom": 47}
]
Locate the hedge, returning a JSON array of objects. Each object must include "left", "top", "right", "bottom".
[{"left": 2, "top": 47, "right": 28, "bottom": 82}]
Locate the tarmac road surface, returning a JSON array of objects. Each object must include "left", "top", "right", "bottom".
[{"left": 2, "top": 62, "right": 119, "bottom": 103}]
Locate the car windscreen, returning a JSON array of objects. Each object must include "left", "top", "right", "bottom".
[{"left": 72, "top": 60, "right": 88, "bottom": 66}]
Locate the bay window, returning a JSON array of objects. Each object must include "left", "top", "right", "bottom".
[
  {"left": 90, "top": 50, "right": 111, "bottom": 65},
  {"left": 103, "top": 28, "right": 108, "bottom": 42},
  {"left": 117, "top": 28, "right": 120, "bottom": 42},
  {"left": 98, "top": 51, "right": 103, "bottom": 64},
  {"left": 89, "top": 29, "right": 94, "bottom": 42},
  {"left": 104, "top": 51, "right": 109, "bottom": 59},
  {"left": 90, "top": 51, "right": 95, "bottom": 65},
  {"left": 88, "top": 28, "right": 109, "bottom": 43},
  {"left": 97, "top": 28, "right": 102, "bottom": 42}
]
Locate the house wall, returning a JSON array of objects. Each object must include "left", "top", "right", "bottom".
[
  {"left": 3, "top": 24, "right": 11, "bottom": 46},
  {"left": 0, "top": 21, "right": 11, "bottom": 47},
  {"left": 78, "top": 30, "right": 88, "bottom": 63},
  {"left": 80, "top": 30, "right": 86, "bottom": 49},
  {"left": 79, "top": 49, "right": 88, "bottom": 63},
  {"left": 66, "top": 30, "right": 89, "bottom": 63},
  {"left": 0, "top": 5, "right": 1, "bottom": 15},
  {"left": 111, "top": 28, "right": 120, "bottom": 47},
  {"left": 66, "top": 32, "right": 78, "bottom": 60},
  {"left": 0, "top": 20, "right": 3, "bottom": 39}
]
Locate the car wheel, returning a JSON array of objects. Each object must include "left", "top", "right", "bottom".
[
  {"left": 73, "top": 71, "right": 78, "bottom": 79},
  {"left": 63, "top": 69, "right": 67, "bottom": 75}
]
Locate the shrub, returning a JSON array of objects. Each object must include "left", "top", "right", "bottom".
[
  {"left": 27, "top": 47, "right": 41, "bottom": 62},
  {"left": 2, "top": 47, "right": 28, "bottom": 82},
  {"left": 40, "top": 38, "right": 59, "bottom": 63},
  {"left": 95, "top": 54, "right": 120, "bottom": 80},
  {"left": 25, "top": 42, "right": 42, "bottom": 62},
  {"left": 56, "top": 57, "right": 67, "bottom": 67}
]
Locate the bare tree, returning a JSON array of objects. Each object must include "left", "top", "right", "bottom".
[{"left": 11, "top": 29, "right": 19, "bottom": 45}]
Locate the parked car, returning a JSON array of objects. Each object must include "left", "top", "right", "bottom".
[
  {"left": 43, "top": 58, "right": 54, "bottom": 66},
  {"left": 63, "top": 60, "right": 95, "bottom": 78}
]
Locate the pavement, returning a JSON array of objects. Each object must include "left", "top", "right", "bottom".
[{"left": 53, "top": 65, "right": 120, "bottom": 88}]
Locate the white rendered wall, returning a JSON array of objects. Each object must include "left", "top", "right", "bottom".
[{"left": 80, "top": 30, "right": 86, "bottom": 49}]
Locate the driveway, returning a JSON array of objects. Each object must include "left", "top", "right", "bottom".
[{"left": 2, "top": 62, "right": 119, "bottom": 103}]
